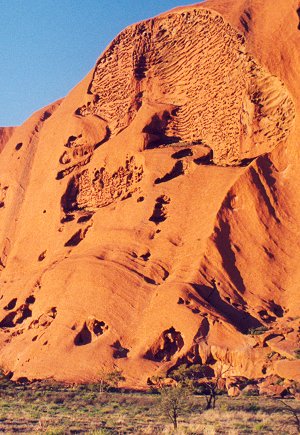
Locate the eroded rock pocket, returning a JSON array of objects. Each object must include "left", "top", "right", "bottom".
[
  {"left": 155, "top": 160, "right": 184, "bottom": 184},
  {"left": 74, "top": 318, "right": 108, "bottom": 346},
  {"left": 144, "top": 327, "right": 184, "bottom": 362},
  {"left": 61, "top": 156, "right": 143, "bottom": 217},
  {"left": 112, "top": 340, "right": 129, "bottom": 358},
  {"left": 15, "top": 142, "right": 23, "bottom": 151},
  {"left": 0, "top": 295, "right": 37, "bottom": 328},
  {"left": 171, "top": 148, "right": 193, "bottom": 159},
  {"left": 0, "top": 304, "right": 32, "bottom": 328},
  {"left": 4, "top": 298, "right": 18, "bottom": 311},
  {"left": 29, "top": 307, "right": 57, "bottom": 330},
  {"left": 149, "top": 196, "right": 170, "bottom": 224},
  {"left": 64, "top": 225, "right": 91, "bottom": 247}
]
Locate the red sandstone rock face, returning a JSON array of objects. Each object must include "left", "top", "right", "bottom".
[
  {"left": 0, "top": 127, "right": 15, "bottom": 153},
  {"left": 0, "top": 0, "right": 299, "bottom": 386}
]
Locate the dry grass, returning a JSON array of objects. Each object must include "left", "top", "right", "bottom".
[{"left": 0, "top": 378, "right": 298, "bottom": 433}]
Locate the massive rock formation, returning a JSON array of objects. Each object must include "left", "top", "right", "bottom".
[{"left": 0, "top": 0, "right": 299, "bottom": 386}]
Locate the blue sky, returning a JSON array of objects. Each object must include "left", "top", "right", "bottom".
[{"left": 0, "top": 1, "right": 202, "bottom": 126}]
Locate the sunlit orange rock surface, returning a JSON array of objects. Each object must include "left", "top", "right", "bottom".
[{"left": 0, "top": 0, "right": 299, "bottom": 387}]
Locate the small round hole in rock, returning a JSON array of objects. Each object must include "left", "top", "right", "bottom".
[
  {"left": 15, "top": 142, "right": 23, "bottom": 151},
  {"left": 26, "top": 295, "right": 35, "bottom": 304},
  {"left": 4, "top": 298, "right": 17, "bottom": 310},
  {"left": 140, "top": 252, "right": 151, "bottom": 261},
  {"left": 38, "top": 251, "right": 46, "bottom": 261}
]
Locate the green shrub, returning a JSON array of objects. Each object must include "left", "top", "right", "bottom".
[
  {"left": 254, "top": 422, "right": 270, "bottom": 431},
  {"left": 294, "top": 349, "right": 300, "bottom": 359},
  {"left": 245, "top": 402, "right": 261, "bottom": 412},
  {"left": 242, "top": 389, "right": 259, "bottom": 397},
  {"left": 98, "top": 368, "right": 125, "bottom": 393},
  {"left": 247, "top": 326, "right": 268, "bottom": 335},
  {"left": 45, "top": 427, "right": 67, "bottom": 435}
]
